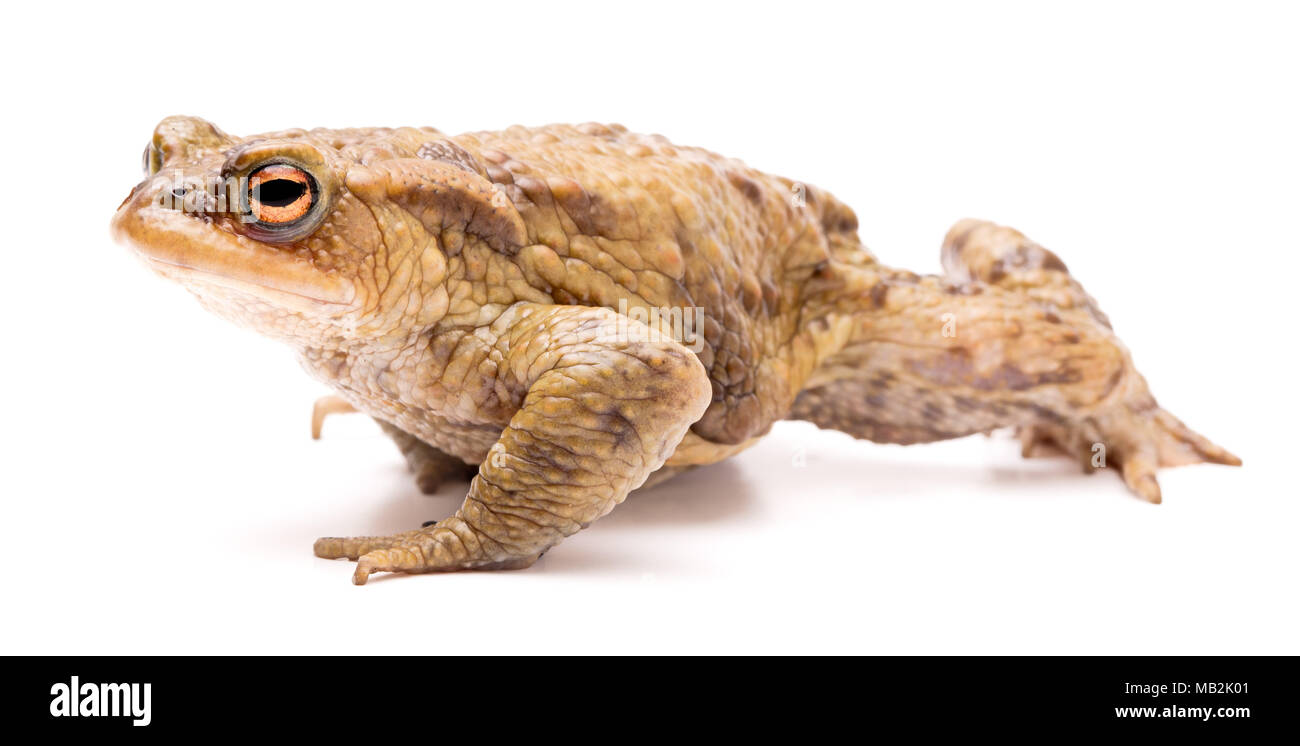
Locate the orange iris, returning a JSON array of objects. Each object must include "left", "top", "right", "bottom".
[{"left": 248, "top": 164, "right": 313, "bottom": 224}]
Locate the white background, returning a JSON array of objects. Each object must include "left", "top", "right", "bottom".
[{"left": 1, "top": 0, "right": 1295, "bottom": 654}]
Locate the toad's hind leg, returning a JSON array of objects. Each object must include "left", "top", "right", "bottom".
[
  {"left": 791, "top": 220, "right": 1239, "bottom": 502},
  {"left": 940, "top": 219, "right": 1110, "bottom": 327},
  {"left": 939, "top": 220, "right": 1239, "bottom": 487}
]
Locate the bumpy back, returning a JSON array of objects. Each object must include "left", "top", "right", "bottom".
[{"left": 453, "top": 123, "right": 844, "bottom": 443}]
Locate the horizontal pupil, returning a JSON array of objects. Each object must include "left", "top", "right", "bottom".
[{"left": 256, "top": 179, "right": 307, "bottom": 208}]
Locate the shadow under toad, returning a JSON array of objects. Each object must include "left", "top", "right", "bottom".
[
  {"left": 326, "top": 428, "right": 1131, "bottom": 582},
  {"left": 360, "top": 458, "right": 758, "bottom": 537}
]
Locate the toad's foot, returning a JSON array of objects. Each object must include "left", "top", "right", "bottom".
[
  {"left": 316, "top": 519, "right": 541, "bottom": 584},
  {"left": 314, "top": 529, "right": 425, "bottom": 561},
  {"left": 1017, "top": 395, "right": 1241, "bottom": 503},
  {"left": 375, "top": 420, "right": 478, "bottom": 494},
  {"left": 310, "top": 395, "right": 357, "bottom": 439},
  {"left": 941, "top": 219, "right": 1240, "bottom": 501}
]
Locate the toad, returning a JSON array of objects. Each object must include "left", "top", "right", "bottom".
[{"left": 111, "top": 117, "right": 1240, "bottom": 584}]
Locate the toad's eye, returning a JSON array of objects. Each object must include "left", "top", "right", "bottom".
[
  {"left": 142, "top": 142, "right": 163, "bottom": 177},
  {"left": 248, "top": 164, "right": 316, "bottom": 225}
]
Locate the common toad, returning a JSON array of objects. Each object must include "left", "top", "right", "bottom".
[{"left": 111, "top": 117, "right": 1240, "bottom": 583}]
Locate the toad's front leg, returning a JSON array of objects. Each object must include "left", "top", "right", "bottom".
[{"left": 314, "top": 303, "right": 712, "bottom": 584}]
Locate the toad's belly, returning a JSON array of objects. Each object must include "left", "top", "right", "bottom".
[{"left": 664, "top": 431, "right": 761, "bottom": 467}]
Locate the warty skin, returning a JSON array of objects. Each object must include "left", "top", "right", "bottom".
[{"left": 111, "top": 116, "right": 1240, "bottom": 584}]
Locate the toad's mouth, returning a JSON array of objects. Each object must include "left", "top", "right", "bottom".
[{"left": 111, "top": 183, "right": 355, "bottom": 312}]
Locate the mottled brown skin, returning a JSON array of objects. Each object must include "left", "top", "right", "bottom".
[{"left": 112, "top": 117, "right": 1240, "bottom": 584}]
